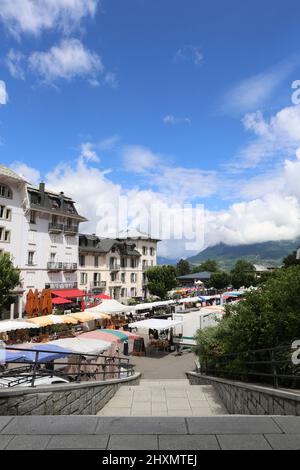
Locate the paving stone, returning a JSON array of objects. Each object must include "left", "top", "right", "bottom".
[
  {"left": 217, "top": 434, "right": 272, "bottom": 450},
  {"left": 187, "top": 416, "right": 282, "bottom": 434},
  {"left": 0, "top": 435, "right": 14, "bottom": 450},
  {"left": 159, "top": 435, "right": 220, "bottom": 450},
  {"left": 265, "top": 434, "right": 300, "bottom": 450},
  {"left": 106, "top": 399, "right": 133, "bottom": 408},
  {"left": 272, "top": 416, "right": 300, "bottom": 434},
  {"left": 47, "top": 435, "right": 109, "bottom": 449},
  {"left": 98, "top": 408, "right": 131, "bottom": 416},
  {"left": 152, "top": 403, "right": 168, "bottom": 412},
  {"left": 166, "top": 398, "right": 190, "bottom": 410},
  {"left": 3, "top": 416, "right": 99, "bottom": 435},
  {"left": 0, "top": 417, "right": 12, "bottom": 433},
  {"left": 5, "top": 435, "right": 52, "bottom": 450},
  {"left": 108, "top": 435, "right": 158, "bottom": 450},
  {"left": 95, "top": 417, "right": 188, "bottom": 435},
  {"left": 191, "top": 407, "right": 215, "bottom": 416},
  {"left": 131, "top": 410, "right": 152, "bottom": 416},
  {"left": 167, "top": 409, "right": 193, "bottom": 417}
]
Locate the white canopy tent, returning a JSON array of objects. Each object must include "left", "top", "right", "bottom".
[
  {"left": 0, "top": 320, "right": 40, "bottom": 333},
  {"left": 129, "top": 318, "right": 184, "bottom": 330},
  {"left": 132, "top": 300, "right": 174, "bottom": 311},
  {"left": 176, "top": 297, "right": 201, "bottom": 304},
  {"left": 86, "top": 299, "right": 132, "bottom": 315},
  {"left": 49, "top": 338, "right": 112, "bottom": 355}
]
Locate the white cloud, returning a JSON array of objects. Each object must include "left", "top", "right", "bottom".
[
  {"left": 5, "top": 49, "right": 26, "bottom": 80},
  {"left": 123, "top": 145, "right": 161, "bottom": 174},
  {"left": 0, "top": 80, "right": 8, "bottom": 105},
  {"left": 28, "top": 38, "right": 103, "bottom": 84},
  {"left": 163, "top": 115, "right": 191, "bottom": 125},
  {"left": 221, "top": 56, "right": 300, "bottom": 115},
  {"left": 10, "top": 161, "right": 41, "bottom": 184},
  {"left": 10, "top": 143, "right": 300, "bottom": 258},
  {"left": 231, "top": 104, "right": 300, "bottom": 170},
  {"left": 0, "top": 0, "right": 98, "bottom": 36},
  {"left": 80, "top": 142, "right": 100, "bottom": 163},
  {"left": 174, "top": 45, "right": 203, "bottom": 66}
]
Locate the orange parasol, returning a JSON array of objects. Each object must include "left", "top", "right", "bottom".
[
  {"left": 25, "top": 289, "right": 34, "bottom": 318},
  {"left": 32, "top": 289, "right": 40, "bottom": 317},
  {"left": 40, "top": 289, "right": 48, "bottom": 315},
  {"left": 46, "top": 289, "right": 53, "bottom": 314}
]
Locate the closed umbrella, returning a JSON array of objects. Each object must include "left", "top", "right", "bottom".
[
  {"left": 46, "top": 290, "right": 53, "bottom": 315},
  {"left": 32, "top": 289, "right": 39, "bottom": 317},
  {"left": 25, "top": 289, "right": 34, "bottom": 318}
]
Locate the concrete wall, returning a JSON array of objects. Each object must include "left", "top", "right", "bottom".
[
  {"left": 0, "top": 373, "right": 141, "bottom": 416},
  {"left": 187, "top": 372, "right": 300, "bottom": 416}
]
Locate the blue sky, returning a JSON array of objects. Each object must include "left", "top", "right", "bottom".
[{"left": 1, "top": 0, "right": 300, "bottom": 257}]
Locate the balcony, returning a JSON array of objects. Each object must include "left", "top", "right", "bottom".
[
  {"left": 48, "top": 223, "right": 63, "bottom": 233},
  {"left": 63, "top": 263, "right": 77, "bottom": 271},
  {"left": 45, "top": 282, "right": 78, "bottom": 289},
  {"left": 64, "top": 225, "right": 78, "bottom": 234},
  {"left": 109, "top": 262, "right": 121, "bottom": 271},
  {"left": 90, "top": 281, "right": 106, "bottom": 288},
  {"left": 47, "top": 262, "right": 63, "bottom": 271},
  {"left": 109, "top": 280, "right": 122, "bottom": 286}
]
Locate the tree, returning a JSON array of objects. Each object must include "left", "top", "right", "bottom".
[
  {"left": 283, "top": 251, "right": 300, "bottom": 268},
  {"left": 191, "top": 259, "right": 219, "bottom": 273},
  {"left": 208, "top": 271, "right": 231, "bottom": 289},
  {"left": 194, "top": 266, "right": 300, "bottom": 362},
  {"left": 230, "top": 259, "right": 256, "bottom": 289},
  {"left": 176, "top": 259, "right": 190, "bottom": 276},
  {"left": 0, "top": 253, "right": 20, "bottom": 312},
  {"left": 146, "top": 265, "right": 178, "bottom": 300}
]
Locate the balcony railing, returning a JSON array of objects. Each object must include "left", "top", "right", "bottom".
[
  {"left": 90, "top": 281, "right": 106, "bottom": 288},
  {"left": 45, "top": 282, "right": 78, "bottom": 289},
  {"left": 109, "top": 280, "right": 122, "bottom": 286},
  {"left": 63, "top": 263, "right": 77, "bottom": 271},
  {"left": 109, "top": 262, "right": 121, "bottom": 271},
  {"left": 47, "top": 262, "right": 63, "bottom": 271},
  {"left": 48, "top": 223, "right": 63, "bottom": 233},
  {"left": 64, "top": 225, "right": 78, "bottom": 234}
]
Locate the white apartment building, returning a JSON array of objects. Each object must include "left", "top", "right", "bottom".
[
  {"left": 0, "top": 164, "right": 86, "bottom": 317},
  {"left": 78, "top": 230, "right": 159, "bottom": 301}
]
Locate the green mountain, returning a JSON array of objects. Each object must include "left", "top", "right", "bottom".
[{"left": 186, "top": 238, "right": 300, "bottom": 271}]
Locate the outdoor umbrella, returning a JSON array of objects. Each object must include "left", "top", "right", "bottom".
[
  {"left": 32, "top": 289, "right": 40, "bottom": 317},
  {"left": 50, "top": 338, "right": 112, "bottom": 355},
  {"left": 25, "top": 289, "right": 34, "bottom": 318},
  {"left": 13, "top": 344, "right": 73, "bottom": 362},
  {"left": 78, "top": 330, "right": 122, "bottom": 343}
]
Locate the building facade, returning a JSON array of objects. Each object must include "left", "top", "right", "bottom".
[
  {"left": 0, "top": 165, "right": 86, "bottom": 314},
  {"left": 78, "top": 231, "right": 159, "bottom": 301}
]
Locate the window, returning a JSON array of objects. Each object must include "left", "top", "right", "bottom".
[
  {"left": 30, "top": 210, "right": 36, "bottom": 224},
  {"left": 28, "top": 251, "right": 34, "bottom": 265},
  {"left": 130, "top": 287, "right": 136, "bottom": 297},
  {"left": 0, "top": 184, "right": 12, "bottom": 199},
  {"left": 150, "top": 247, "right": 155, "bottom": 256},
  {"left": 50, "top": 253, "right": 56, "bottom": 262},
  {"left": 80, "top": 272, "right": 87, "bottom": 285},
  {"left": 0, "top": 206, "right": 11, "bottom": 220},
  {"left": 121, "top": 257, "right": 127, "bottom": 268},
  {"left": 131, "top": 273, "right": 137, "bottom": 283},
  {"left": 79, "top": 255, "right": 85, "bottom": 267},
  {"left": 130, "top": 258, "right": 137, "bottom": 268},
  {"left": 121, "top": 272, "right": 126, "bottom": 283},
  {"left": 142, "top": 246, "right": 148, "bottom": 255},
  {"left": 94, "top": 256, "right": 99, "bottom": 267},
  {"left": 0, "top": 228, "right": 10, "bottom": 243},
  {"left": 121, "top": 288, "right": 127, "bottom": 298}
]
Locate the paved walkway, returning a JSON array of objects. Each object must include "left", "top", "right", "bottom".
[
  {"left": 1, "top": 415, "right": 300, "bottom": 449},
  {"left": 97, "top": 379, "right": 228, "bottom": 416},
  {"left": 131, "top": 350, "right": 196, "bottom": 379}
]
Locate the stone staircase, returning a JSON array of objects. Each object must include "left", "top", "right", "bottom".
[{"left": 97, "top": 379, "right": 228, "bottom": 416}]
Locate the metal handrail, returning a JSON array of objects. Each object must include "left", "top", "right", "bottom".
[
  {"left": 1, "top": 346, "right": 135, "bottom": 388},
  {"left": 200, "top": 343, "right": 300, "bottom": 389}
]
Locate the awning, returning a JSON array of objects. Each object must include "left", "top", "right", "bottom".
[
  {"left": 67, "top": 312, "right": 97, "bottom": 323},
  {"left": 12, "top": 344, "right": 72, "bottom": 362},
  {"left": 52, "top": 289, "right": 86, "bottom": 298},
  {"left": 0, "top": 320, "right": 40, "bottom": 333},
  {"left": 27, "top": 316, "right": 54, "bottom": 327},
  {"left": 52, "top": 297, "right": 72, "bottom": 305},
  {"left": 86, "top": 299, "right": 132, "bottom": 314},
  {"left": 93, "top": 294, "right": 112, "bottom": 300},
  {"left": 78, "top": 330, "right": 121, "bottom": 343},
  {"left": 50, "top": 338, "right": 112, "bottom": 355},
  {"left": 129, "top": 318, "right": 184, "bottom": 330}
]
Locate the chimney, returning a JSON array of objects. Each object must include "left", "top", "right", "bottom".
[{"left": 39, "top": 181, "right": 45, "bottom": 193}]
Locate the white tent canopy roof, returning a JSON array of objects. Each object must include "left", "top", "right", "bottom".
[
  {"left": 177, "top": 297, "right": 201, "bottom": 304},
  {"left": 0, "top": 320, "right": 39, "bottom": 333},
  {"left": 130, "top": 318, "right": 183, "bottom": 330},
  {"left": 86, "top": 299, "right": 132, "bottom": 314},
  {"left": 133, "top": 300, "right": 174, "bottom": 311},
  {"left": 49, "top": 338, "right": 112, "bottom": 355}
]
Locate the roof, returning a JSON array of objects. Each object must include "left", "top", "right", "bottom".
[
  {"left": 118, "top": 228, "right": 161, "bottom": 241},
  {"left": 79, "top": 234, "right": 141, "bottom": 256},
  {"left": 0, "top": 164, "right": 27, "bottom": 182},
  {"left": 177, "top": 271, "right": 213, "bottom": 280}
]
